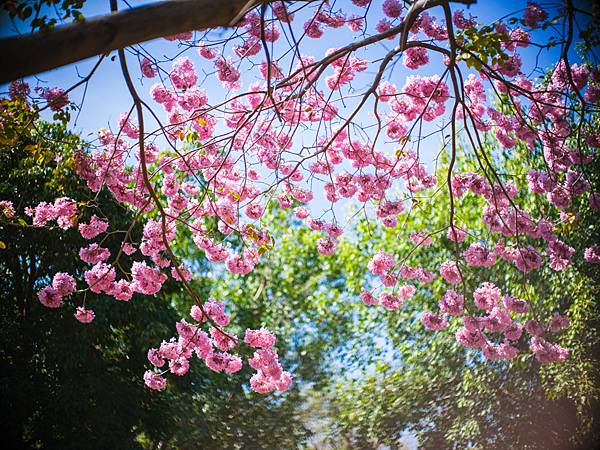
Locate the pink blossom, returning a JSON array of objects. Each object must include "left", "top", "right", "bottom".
[
  {"left": 226, "top": 254, "right": 255, "bottom": 275},
  {"left": 317, "top": 237, "right": 337, "bottom": 255},
  {"left": 74, "top": 307, "right": 95, "bottom": 323},
  {"left": 584, "top": 245, "right": 600, "bottom": 263},
  {"left": 9, "top": 80, "right": 29, "bottom": 99},
  {"left": 84, "top": 262, "right": 116, "bottom": 294},
  {"left": 523, "top": 2, "right": 548, "bottom": 29},
  {"left": 410, "top": 230, "right": 432, "bottom": 246},
  {"left": 191, "top": 299, "right": 230, "bottom": 327},
  {"left": 303, "top": 18, "right": 323, "bottom": 38},
  {"left": 112, "top": 280, "right": 134, "bottom": 301},
  {"left": 456, "top": 327, "right": 486, "bottom": 348},
  {"left": 378, "top": 292, "right": 403, "bottom": 310},
  {"left": 382, "top": 0, "right": 402, "bottom": 18},
  {"left": 439, "top": 289, "right": 464, "bottom": 316},
  {"left": 32, "top": 197, "right": 77, "bottom": 229},
  {"left": 525, "top": 319, "right": 545, "bottom": 337},
  {"left": 464, "top": 243, "right": 496, "bottom": 267},
  {"left": 398, "top": 284, "right": 416, "bottom": 298},
  {"left": 79, "top": 215, "right": 109, "bottom": 239},
  {"left": 504, "top": 322, "right": 523, "bottom": 341},
  {"left": 447, "top": 227, "right": 467, "bottom": 243},
  {"left": 131, "top": 261, "right": 167, "bottom": 295},
  {"left": 503, "top": 295, "right": 529, "bottom": 314},
  {"left": 210, "top": 327, "right": 238, "bottom": 351},
  {"left": 360, "top": 290, "right": 378, "bottom": 306},
  {"left": 422, "top": 311, "right": 448, "bottom": 330},
  {"left": 164, "top": 31, "right": 193, "bottom": 41},
  {"left": 272, "top": 2, "right": 294, "bottom": 22},
  {"left": 453, "top": 10, "right": 476, "bottom": 29},
  {"left": 197, "top": 42, "right": 218, "bottom": 59},
  {"left": 481, "top": 307, "right": 511, "bottom": 333},
  {"left": 144, "top": 370, "right": 167, "bottom": 390},
  {"left": 483, "top": 341, "right": 518, "bottom": 361},
  {"left": 169, "top": 57, "right": 197, "bottom": 90},
  {"left": 347, "top": 15, "right": 364, "bottom": 32},
  {"left": 245, "top": 203, "right": 264, "bottom": 220},
  {"left": 0, "top": 200, "right": 15, "bottom": 218},
  {"left": 368, "top": 251, "right": 395, "bottom": 275},
  {"left": 121, "top": 243, "right": 136, "bottom": 256},
  {"left": 79, "top": 243, "right": 110, "bottom": 264},
  {"left": 171, "top": 265, "right": 192, "bottom": 282},
  {"left": 52, "top": 272, "right": 76, "bottom": 296},
  {"left": 250, "top": 372, "right": 276, "bottom": 393},
  {"left": 41, "top": 87, "right": 68, "bottom": 111},
  {"left": 245, "top": 327, "right": 277, "bottom": 348},
  {"left": 530, "top": 337, "right": 569, "bottom": 364},
  {"left": 38, "top": 286, "right": 63, "bottom": 308},
  {"left": 547, "top": 240, "right": 574, "bottom": 271},
  {"left": 380, "top": 272, "right": 397, "bottom": 287},
  {"left": 215, "top": 58, "right": 241, "bottom": 90},
  {"left": 439, "top": 260, "right": 462, "bottom": 285},
  {"left": 473, "top": 282, "right": 501, "bottom": 311},
  {"left": 140, "top": 58, "right": 157, "bottom": 78},
  {"left": 147, "top": 348, "right": 165, "bottom": 367},
  {"left": 403, "top": 46, "right": 429, "bottom": 70},
  {"left": 169, "top": 357, "right": 190, "bottom": 376},
  {"left": 549, "top": 312, "right": 570, "bottom": 333}
]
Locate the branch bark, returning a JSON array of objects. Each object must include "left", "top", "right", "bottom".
[{"left": 0, "top": 0, "right": 257, "bottom": 84}]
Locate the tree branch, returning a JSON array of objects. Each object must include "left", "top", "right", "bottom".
[{"left": 0, "top": 0, "right": 257, "bottom": 84}]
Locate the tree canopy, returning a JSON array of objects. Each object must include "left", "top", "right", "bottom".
[{"left": 1, "top": 0, "right": 600, "bottom": 448}]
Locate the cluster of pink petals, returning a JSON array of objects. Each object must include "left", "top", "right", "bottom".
[
  {"left": 28, "top": 197, "right": 77, "bottom": 229},
  {"left": 144, "top": 301, "right": 290, "bottom": 394},
  {"left": 38, "top": 272, "right": 76, "bottom": 309},
  {"left": 440, "top": 260, "right": 462, "bottom": 285},
  {"left": 403, "top": 46, "right": 429, "bottom": 70},
  {"left": 75, "top": 307, "right": 95, "bottom": 323},
  {"left": 140, "top": 57, "right": 157, "bottom": 78},
  {"left": 79, "top": 215, "right": 109, "bottom": 239},
  {"left": 40, "top": 86, "right": 68, "bottom": 111},
  {"left": 423, "top": 281, "right": 570, "bottom": 364},
  {"left": 249, "top": 348, "right": 293, "bottom": 393}
]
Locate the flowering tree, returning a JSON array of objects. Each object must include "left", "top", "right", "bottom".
[
  {"left": 320, "top": 136, "right": 600, "bottom": 448},
  {"left": 0, "top": 118, "right": 328, "bottom": 447},
  {"left": 2, "top": 0, "right": 600, "bottom": 398}
]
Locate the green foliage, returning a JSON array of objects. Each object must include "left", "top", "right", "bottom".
[
  {"left": 0, "top": 120, "right": 316, "bottom": 449},
  {"left": 2, "top": 0, "right": 86, "bottom": 33},
  {"left": 318, "top": 136, "right": 600, "bottom": 449}
]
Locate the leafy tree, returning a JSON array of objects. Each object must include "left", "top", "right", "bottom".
[
  {"left": 1, "top": 1, "right": 600, "bottom": 449},
  {"left": 0, "top": 116, "right": 316, "bottom": 449},
  {"left": 323, "top": 135, "right": 600, "bottom": 449}
]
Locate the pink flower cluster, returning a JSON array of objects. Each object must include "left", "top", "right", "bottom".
[
  {"left": 144, "top": 300, "right": 291, "bottom": 394},
  {"left": 28, "top": 197, "right": 77, "bottom": 229},
  {"left": 40, "top": 87, "right": 68, "bottom": 111},
  {"left": 403, "top": 46, "right": 429, "bottom": 70},
  {"left": 38, "top": 272, "right": 76, "bottom": 309},
  {"left": 360, "top": 285, "right": 415, "bottom": 311},
  {"left": 423, "top": 281, "right": 569, "bottom": 364},
  {"left": 79, "top": 215, "right": 109, "bottom": 239}
]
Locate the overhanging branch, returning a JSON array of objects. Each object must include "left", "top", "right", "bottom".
[{"left": 0, "top": 0, "right": 256, "bottom": 84}]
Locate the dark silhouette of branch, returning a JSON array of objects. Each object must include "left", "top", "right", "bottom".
[{"left": 0, "top": 0, "right": 258, "bottom": 84}]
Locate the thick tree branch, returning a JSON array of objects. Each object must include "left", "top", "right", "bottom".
[{"left": 0, "top": 0, "right": 258, "bottom": 84}]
